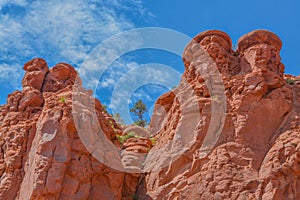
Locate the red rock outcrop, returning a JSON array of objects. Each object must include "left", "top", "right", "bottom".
[
  {"left": 139, "top": 30, "right": 300, "bottom": 199},
  {"left": 1, "top": 29, "right": 299, "bottom": 200},
  {"left": 0, "top": 58, "right": 139, "bottom": 200},
  {"left": 121, "top": 137, "right": 153, "bottom": 200},
  {"left": 123, "top": 125, "right": 150, "bottom": 138}
]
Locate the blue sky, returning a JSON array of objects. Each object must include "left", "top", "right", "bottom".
[{"left": 1, "top": 0, "right": 300, "bottom": 123}]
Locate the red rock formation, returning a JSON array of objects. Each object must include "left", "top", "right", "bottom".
[
  {"left": 123, "top": 125, "right": 150, "bottom": 138},
  {"left": 121, "top": 137, "right": 153, "bottom": 200},
  {"left": 0, "top": 58, "right": 138, "bottom": 200},
  {"left": 1, "top": 29, "right": 300, "bottom": 200},
  {"left": 140, "top": 30, "right": 300, "bottom": 199}
]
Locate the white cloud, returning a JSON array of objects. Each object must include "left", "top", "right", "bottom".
[
  {"left": 100, "top": 77, "right": 116, "bottom": 88},
  {"left": 0, "top": 63, "right": 23, "bottom": 88},
  {"left": 132, "top": 90, "right": 154, "bottom": 102},
  {"left": 106, "top": 63, "right": 181, "bottom": 123},
  {"left": 21, "top": 0, "right": 134, "bottom": 64},
  {"left": 78, "top": 30, "right": 144, "bottom": 89},
  {"left": 97, "top": 61, "right": 139, "bottom": 89},
  {"left": 0, "top": 0, "right": 150, "bottom": 91},
  {"left": 0, "top": 0, "right": 27, "bottom": 8}
]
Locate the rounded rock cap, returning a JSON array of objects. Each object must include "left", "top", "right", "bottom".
[
  {"left": 238, "top": 30, "right": 282, "bottom": 53},
  {"left": 51, "top": 63, "right": 78, "bottom": 82},
  {"left": 192, "top": 30, "right": 232, "bottom": 50},
  {"left": 23, "top": 58, "right": 48, "bottom": 72}
]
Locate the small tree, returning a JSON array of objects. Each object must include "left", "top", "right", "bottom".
[
  {"left": 113, "top": 113, "right": 125, "bottom": 125},
  {"left": 130, "top": 99, "right": 148, "bottom": 127}
]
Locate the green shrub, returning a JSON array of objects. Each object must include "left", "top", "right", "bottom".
[
  {"left": 286, "top": 79, "right": 296, "bottom": 85},
  {"left": 116, "top": 131, "right": 136, "bottom": 144},
  {"left": 59, "top": 96, "right": 66, "bottom": 103},
  {"left": 150, "top": 137, "right": 157, "bottom": 146},
  {"left": 102, "top": 105, "right": 108, "bottom": 114},
  {"left": 110, "top": 123, "right": 117, "bottom": 132}
]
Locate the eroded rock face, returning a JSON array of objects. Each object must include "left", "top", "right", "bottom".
[
  {"left": 123, "top": 125, "right": 150, "bottom": 138},
  {"left": 0, "top": 59, "right": 139, "bottom": 200},
  {"left": 140, "top": 30, "right": 300, "bottom": 199},
  {"left": 1, "top": 30, "right": 299, "bottom": 200},
  {"left": 22, "top": 58, "right": 49, "bottom": 91},
  {"left": 42, "top": 63, "right": 80, "bottom": 93}
]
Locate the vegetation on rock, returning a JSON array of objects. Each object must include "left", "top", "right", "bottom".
[{"left": 130, "top": 99, "right": 148, "bottom": 127}]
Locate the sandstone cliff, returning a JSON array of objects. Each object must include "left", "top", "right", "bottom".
[
  {"left": 0, "top": 59, "right": 141, "bottom": 199},
  {"left": 139, "top": 30, "right": 300, "bottom": 199},
  {"left": 0, "top": 29, "right": 299, "bottom": 200}
]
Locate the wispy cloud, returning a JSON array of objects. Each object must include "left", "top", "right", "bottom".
[
  {"left": 104, "top": 63, "right": 181, "bottom": 123},
  {"left": 0, "top": 0, "right": 27, "bottom": 7},
  {"left": 0, "top": 63, "right": 22, "bottom": 89},
  {"left": 0, "top": 0, "right": 150, "bottom": 90},
  {"left": 98, "top": 61, "right": 139, "bottom": 89}
]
